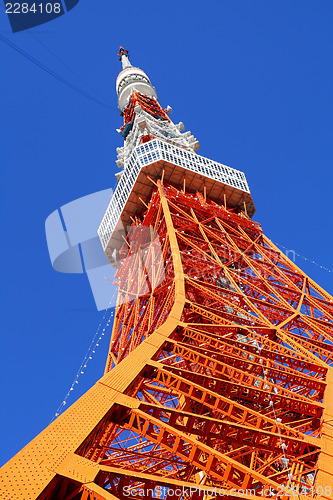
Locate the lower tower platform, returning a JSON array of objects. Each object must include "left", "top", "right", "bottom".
[{"left": 1, "top": 179, "right": 333, "bottom": 499}]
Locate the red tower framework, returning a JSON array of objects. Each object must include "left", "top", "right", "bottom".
[{"left": 0, "top": 49, "right": 332, "bottom": 500}]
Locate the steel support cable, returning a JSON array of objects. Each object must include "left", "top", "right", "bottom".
[
  {"left": 29, "top": 35, "right": 109, "bottom": 102},
  {"left": 275, "top": 242, "right": 332, "bottom": 274},
  {"left": 0, "top": 1, "right": 108, "bottom": 101},
  {"left": 0, "top": 33, "right": 117, "bottom": 111},
  {"left": 51, "top": 286, "right": 118, "bottom": 422}
]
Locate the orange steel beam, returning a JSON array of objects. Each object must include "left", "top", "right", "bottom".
[{"left": 0, "top": 180, "right": 332, "bottom": 499}]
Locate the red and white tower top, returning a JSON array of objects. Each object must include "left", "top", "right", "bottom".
[
  {"left": 114, "top": 46, "right": 198, "bottom": 165},
  {"left": 98, "top": 48, "right": 255, "bottom": 264},
  {"left": 116, "top": 47, "right": 158, "bottom": 112}
]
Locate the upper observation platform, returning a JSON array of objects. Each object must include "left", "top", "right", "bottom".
[{"left": 98, "top": 139, "right": 254, "bottom": 265}]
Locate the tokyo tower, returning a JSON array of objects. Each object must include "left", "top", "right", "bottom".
[{"left": 1, "top": 47, "right": 333, "bottom": 500}]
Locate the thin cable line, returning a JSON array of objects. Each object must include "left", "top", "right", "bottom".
[
  {"left": 0, "top": 33, "right": 117, "bottom": 111},
  {"left": 275, "top": 242, "right": 332, "bottom": 274},
  {"left": 29, "top": 34, "right": 109, "bottom": 101},
  {"left": 0, "top": 1, "right": 110, "bottom": 101},
  {"left": 51, "top": 287, "right": 117, "bottom": 422}
]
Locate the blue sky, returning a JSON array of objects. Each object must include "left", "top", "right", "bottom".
[{"left": 1, "top": 0, "right": 332, "bottom": 466}]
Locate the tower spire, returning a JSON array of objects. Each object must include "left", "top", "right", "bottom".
[
  {"left": 118, "top": 46, "right": 131, "bottom": 69},
  {"left": 116, "top": 46, "right": 158, "bottom": 112},
  {"left": 115, "top": 47, "right": 200, "bottom": 171}
]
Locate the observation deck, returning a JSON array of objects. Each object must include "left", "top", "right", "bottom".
[{"left": 98, "top": 139, "right": 255, "bottom": 265}]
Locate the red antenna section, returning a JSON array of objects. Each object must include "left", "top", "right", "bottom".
[
  {"left": 123, "top": 90, "right": 171, "bottom": 126},
  {"left": 118, "top": 46, "right": 129, "bottom": 60}
]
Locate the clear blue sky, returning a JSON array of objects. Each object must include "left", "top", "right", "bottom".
[{"left": 1, "top": 0, "right": 332, "bottom": 466}]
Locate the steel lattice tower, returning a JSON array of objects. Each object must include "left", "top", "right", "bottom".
[{"left": 1, "top": 48, "right": 333, "bottom": 500}]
